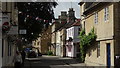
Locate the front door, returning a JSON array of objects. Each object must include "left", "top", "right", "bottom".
[{"left": 107, "top": 43, "right": 111, "bottom": 68}]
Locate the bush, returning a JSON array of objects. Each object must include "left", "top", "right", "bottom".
[{"left": 47, "top": 51, "right": 53, "bottom": 56}]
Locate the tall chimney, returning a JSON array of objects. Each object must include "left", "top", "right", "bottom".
[{"left": 68, "top": 8, "right": 75, "bottom": 23}]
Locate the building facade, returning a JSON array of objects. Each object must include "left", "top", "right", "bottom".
[
  {"left": 51, "top": 19, "right": 60, "bottom": 55},
  {"left": 40, "top": 25, "right": 52, "bottom": 54},
  {"left": 32, "top": 35, "right": 41, "bottom": 55},
  {"left": 52, "top": 8, "right": 79, "bottom": 57},
  {"left": 79, "top": 2, "right": 120, "bottom": 66},
  {"left": 66, "top": 21, "right": 81, "bottom": 58},
  {"left": 1, "top": 2, "right": 18, "bottom": 68},
  {"left": 55, "top": 30, "right": 61, "bottom": 56},
  {"left": 55, "top": 11, "right": 67, "bottom": 57},
  {"left": 59, "top": 28, "right": 66, "bottom": 57}
]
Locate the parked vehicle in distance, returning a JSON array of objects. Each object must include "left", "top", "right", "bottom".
[
  {"left": 27, "top": 50, "right": 37, "bottom": 58},
  {"left": 38, "top": 52, "right": 42, "bottom": 56}
]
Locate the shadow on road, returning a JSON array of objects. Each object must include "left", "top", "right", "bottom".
[{"left": 21, "top": 56, "right": 85, "bottom": 68}]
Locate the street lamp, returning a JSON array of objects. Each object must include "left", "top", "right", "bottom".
[
  {"left": 31, "top": 33, "right": 33, "bottom": 35},
  {"left": 25, "top": 39, "right": 27, "bottom": 42},
  {"left": 22, "top": 37, "right": 24, "bottom": 40}
]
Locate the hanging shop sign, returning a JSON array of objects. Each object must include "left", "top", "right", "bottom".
[{"left": 1, "top": 14, "right": 10, "bottom": 33}]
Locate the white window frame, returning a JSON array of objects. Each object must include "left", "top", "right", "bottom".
[
  {"left": 94, "top": 12, "right": 98, "bottom": 24},
  {"left": 104, "top": 6, "right": 109, "bottom": 22}
]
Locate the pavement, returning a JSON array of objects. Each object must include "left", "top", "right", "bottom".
[{"left": 23, "top": 55, "right": 86, "bottom": 68}]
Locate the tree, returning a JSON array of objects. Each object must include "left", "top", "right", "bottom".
[{"left": 18, "top": 2, "right": 57, "bottom": 42}]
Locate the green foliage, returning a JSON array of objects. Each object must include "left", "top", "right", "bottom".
[
  {"left": 47, "top": 51, "right": 53, "bottom": 56},
  {"left": 79, "top": 28, "right": 97, "bottom": 62},
  {"left": 18, "top": 2, "right": 58, "bottom": 42}
]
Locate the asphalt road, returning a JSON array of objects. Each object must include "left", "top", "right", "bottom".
[{"left": 22, "top": 55, "right": 86, "bottom": 68}]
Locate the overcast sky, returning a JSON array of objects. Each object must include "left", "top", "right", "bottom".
[{"left": 53, "top": 2, "right": 80, "bottom": 18}]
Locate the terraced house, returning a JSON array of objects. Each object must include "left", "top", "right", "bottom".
[
  {"left": 79, "top": 2, "right": 120, "bottom": 67},
  {"left": 37, "top": 25, "right": 52, "bottom": 54}
]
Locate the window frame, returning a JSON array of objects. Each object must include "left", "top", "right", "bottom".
[
  {"left": 104, "top": 6, "right": 109, "bottom": 22},
  {"left": 94, "top": 12, "right": 98, "bottom": 24},
  {"left": 37, "top": 42, "right": 39, "bottom": 45},
  {"left": 78, "top": 28, "right": 81, "bottom": 35},
  {"left": 97, "top": 41, "right": 100, "bottom": 57}
]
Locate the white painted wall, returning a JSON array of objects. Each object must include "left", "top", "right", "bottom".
[
  {"left": 66, "top": 26, "right": 80, "bottom": 57},
  {"left": 66, "top": 27, "right": 74, "bottom": 40}
]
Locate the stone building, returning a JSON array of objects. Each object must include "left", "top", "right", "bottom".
[
  {"left": 51, "top": 19, "right": 60, "bottom": 55},
  {"left": 79, "top": 2, "right": 120, "bottom": 67},
  {"left": 55, "top": 8, "right": 79, "bottom": 57},
  {"left": 33, "top": 25, "right": 52, "bottom": 54},
  {"left": 32, "top": 34, "right": 41, "bottom": 55},
  {"left": 55, "top": 11, "right": 67, "bottom": 57},
  {"left": 1, "top": 2, "right": 18, "bottom": 68}
]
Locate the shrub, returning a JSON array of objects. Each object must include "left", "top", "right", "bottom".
[{"left": 47, "top": 51, "right": 53, "bottom": 56}]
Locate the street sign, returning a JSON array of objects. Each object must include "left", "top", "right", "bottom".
[
  {"left": 1, "top": 14, "right": 10, "bottom": 33},
  {"left": 19, "top": 29, "right": 26, "bottom": 34}
]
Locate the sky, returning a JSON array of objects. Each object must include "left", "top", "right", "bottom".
[{"left": 53, "top": 2, "right": 80, "bottom": 18}]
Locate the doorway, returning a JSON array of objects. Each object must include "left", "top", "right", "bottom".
[{"left": 107, "top": 43, "right": 111, "bottom": 68}]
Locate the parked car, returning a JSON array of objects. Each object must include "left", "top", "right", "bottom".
[{"left": 27, "top": 51, "right": 37, "bottom": 58}]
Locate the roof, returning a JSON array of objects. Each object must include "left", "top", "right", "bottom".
[
  {"left": 72, "top": 19, "right": 81, "bottom": 26},
  {"left": 72, "top": 22, "right": 80, "bottom": 26},
  {"left": 78, "top": 2, "right": 84, "bottom": 6}
]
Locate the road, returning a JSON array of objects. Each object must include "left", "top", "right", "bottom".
[{"left": 23, "top": 55, "right": 86, "bottom": 68}]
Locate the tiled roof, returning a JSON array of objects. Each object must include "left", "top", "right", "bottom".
[{"left": 72, "top": 22, "right": 80, "bottom": 26}]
